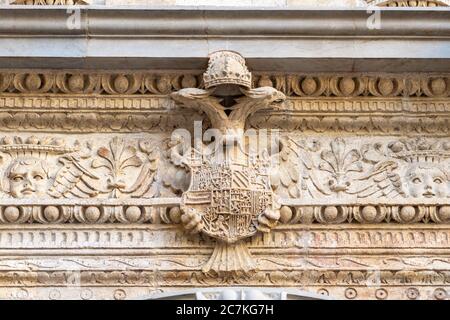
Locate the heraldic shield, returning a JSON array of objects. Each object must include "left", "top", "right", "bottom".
[
  {"left": 180, "top": 146, "right": 277, "bottom": 275},
  {"left": 171, "top": 50, "right": 284, "bottom": 276}
]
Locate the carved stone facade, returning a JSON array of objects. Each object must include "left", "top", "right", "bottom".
[{"left": 0, "top": 4, "right": 449, "bottom": 300}]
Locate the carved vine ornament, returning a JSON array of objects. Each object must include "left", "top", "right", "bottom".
[{"left": 0, "top": 52, "right": 448, "bottom": 277}]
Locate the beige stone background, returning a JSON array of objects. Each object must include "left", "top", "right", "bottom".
[{"left": 104, "top": 0, "right": 365, "bottom": 6}]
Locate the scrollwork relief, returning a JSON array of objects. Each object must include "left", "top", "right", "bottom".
[
  {"left": 273, "top": 136, "right": 450, "bottom": 202},
  {"left": 0, "top": 135, "right": 447, "bottom": 220},
  {"left": 0, "top": 134, "right": 187, "bottom": 201}
]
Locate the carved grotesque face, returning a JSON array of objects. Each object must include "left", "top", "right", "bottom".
[
  {"left": 7, "top": 157, "right": 49, "bottom": 198},
  {"left": 406, "top": 163, "right": 449, "bottom": 198}
]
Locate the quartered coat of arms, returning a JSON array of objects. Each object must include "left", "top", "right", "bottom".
[
  {"left": 185, "top": 153, "right": 273, "bottom": 244},
  {"left": 171, "top": 51, "right": 285, "bottom": 276}
]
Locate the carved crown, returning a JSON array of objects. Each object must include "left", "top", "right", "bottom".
[
  {"left": 203, "top": 51, "right": 252, "bottom": 90},
  {"left": 0, "top": 136, "right": 78, "bottom": 158},
  {"left": 388, "top": 138, "right": 450, "bottom": 163}
]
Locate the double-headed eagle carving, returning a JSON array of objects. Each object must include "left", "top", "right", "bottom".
[{"left": 170, "top": 51, "right": 286, "bottom": 275}]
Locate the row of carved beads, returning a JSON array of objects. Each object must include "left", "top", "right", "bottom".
[
  {"left": 0, "top": 73, "right": 448, "bottom": 97},
  {"left": 0, "top": 205, "right": 181, "bottom": 224},
  {"left": 1, "top": 204, "right": 447, "bottom": 224},
  {"left": 279, "top": 205, "right": 450, "bottom": 224},
  {"left": 254, "top": 75, "right": 449, "bottom": 97}
]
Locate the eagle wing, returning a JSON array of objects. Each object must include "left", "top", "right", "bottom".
[
  {"left": 48, "top": 153, "right": 99, "bottom": 198},
  {"left": 270, "top": 137, "right": 301, "bottom": 199},
  {"left": 351, "top": 160, "right": 406, "bottom": 198}
]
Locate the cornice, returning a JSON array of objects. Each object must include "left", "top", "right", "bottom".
[
  {"left": 1, "top": 6, "right": 449, "bottom": 37},
  {"left": 0, "top": 7, "right": 449, "bottom": 71}
]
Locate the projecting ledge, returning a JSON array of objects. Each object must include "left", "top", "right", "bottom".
[{"left": 0, "top": 6, "right": 449, "bottom": 71}]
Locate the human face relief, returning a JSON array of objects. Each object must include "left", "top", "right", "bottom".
[
  {"left": 407, "top": 164, "right": 449, "bottom": 198},
  {"left": 8, "top": 157, "right": 49, "bottom": 198}
]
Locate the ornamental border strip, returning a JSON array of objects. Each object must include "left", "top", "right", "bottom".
[
  {"left": 0, "top": 72, "right": 448, "bottom": 98},
  {"left": 0, "top": 200, "right": 448, "bottom": 224}
]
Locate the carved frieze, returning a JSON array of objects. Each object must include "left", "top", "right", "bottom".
[
  {"left": 0, "top": 135, "right": 446, "bottom": 225},
  {"left": 0, "top": 72, "right": 448, "bottom": 136},
  {"left": 0, "top": 224, "right": 449, "bottom": 300},
  {"left": 1, "top": 96, "right": 448, "bottom": 135},
  {"left": 0, "top": 134, "right": 189, "bottom": 201},
  {"left": 270, "top": 136, "right": 450, "bottom": 202},
  {"left": 0, "top": 52, "right": 449, "bottom": 299},
  {"left": 249, "top": 98, "right": 450, "bottom": 136}
]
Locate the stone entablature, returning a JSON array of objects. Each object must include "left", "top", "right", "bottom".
[
  {"left": 0, "top": 0, "right": 449, "bottom": 299},
  {"left": 0, "top": 48, "right": 448, "bottom": 299}
]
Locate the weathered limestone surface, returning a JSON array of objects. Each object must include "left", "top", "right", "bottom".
[
  {"left": 0, "top": 65, "right": 448, "bottom": 299},
  {"left": 9, "top": 0, "right": 448, "bottom": 7},
  {"left": 0, "top": 5, "right": 449, "bottom": 300}
]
